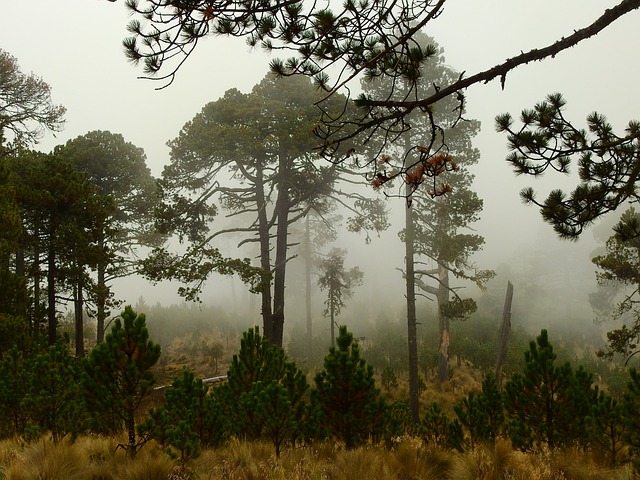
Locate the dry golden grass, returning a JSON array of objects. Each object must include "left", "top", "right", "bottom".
[{"left": 0, "top": 434, "right": 634, "bottom": 480}]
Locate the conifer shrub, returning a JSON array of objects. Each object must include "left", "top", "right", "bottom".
[
  {"left": 380, "top": 366, "right": 398, "bottom": 391},
  {"left": 623, "top": 367, "right": 640, "bottom": 473},
  {"left": 420, "top": 402, "right": 464, "bottom": 451},
  {"left": 82, "top": 306, "right": 161, "bottom": 458},
  {"left": 140, "top": 368, "right": 228, "bottom": 462},
  {"left": 22, "top": 341, "right": 85, "bottom": 442},
  {"left": 588, "top": 389, "right": 627, "bottom": 467},
  {"left": 217, "top": 327, "right": 310, "bottom": 456},
  {"left": 313, "top": 325, "right": 388, "bottom": 449},
  {"left": 503, "top": 329, "right": 596, "bottom": 451},
  {"left": 454, "top": 372, "right": 504, "bottom": 447},
  {"left": 0, "top": 347, "right": 27, "bottom": 438}
]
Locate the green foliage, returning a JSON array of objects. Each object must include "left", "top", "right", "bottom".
[
  {"left": 317, "top": 248, "right": 363, "bottom": 344},
  {"left": 503, "top": 329, "right": 596, "bottom": 451},
  {"left": 0, "top": 314, "right": 35, "bottom": 358},
  {"left": 380, "top": 366, "right": 398, "bottom": 391},
  {"left": 622, "top": 368, "right": 640, "bottom": 473},
  {"left": 54, "top": 130, "right": 161, "bottom": 344},
  {"left": 454, "top": 372, "right": 504, "bottom": 447},
  {"left": 217, "top": 327, "right": 309, "bottom": 455},
  {"left": 140, "top": 368, "right": 227, "bottom": 462},
  {"left": 420, "top": 402, "right": 464, "bottom": 451},
  {"left": 588, "top": 389, "right": 627, "bottom": 467},
  {"left": 497, "top": 94, "right": 640, "bottom": 239},
  {"left": 591, "top": 207, "right": 640, "bottom": 361},
  {"left": 22, "top": 341, "right": 85, "bottom": 441},
  {"left": 0, "top": 347, "right": 27, "bottom": 438},
  {"left": 82, "top": 306, "right": 160, "bottom": 457},
  {"left": 0, "top": 49, "right": 65, "bottom": 152},
  {"left": 313, "top": 325, "right": 387, "bottom": 449}
]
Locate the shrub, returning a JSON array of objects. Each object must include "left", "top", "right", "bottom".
[
  {"left": 82, "top": 306, "right": 161, "bottom": 457},
  {"left": 217, "top": 327, "right": 309, "bottom": 455},
  {"left": 503, "top": 329, "right": 596, "bottom": 451},
  {"left": 454, "top": 372, "right": 504, "bottom": 447},
  {"left": 313, "top": 325, "right": 387, "bottom": 449}
]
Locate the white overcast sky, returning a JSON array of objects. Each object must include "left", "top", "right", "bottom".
[{"left": 1, "top": 0, "right": 639, "bottom": 308}]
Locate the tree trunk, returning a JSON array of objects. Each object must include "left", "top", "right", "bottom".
[
  {"left": 47, "top": 240, "right": 56, "bottom": 345},
  {"left": 255, "top": 163, "right": 273, "bottom": 339},
  {"left": 405, "top": 192, "right": 420, "bottom": 423},
  {"left": 271, "top": 184, "right": 289, "bottom": 348},
  {"left": 74, "top": 271, "right": 84, "bottom": 356},
  {"left": 304, "top": 216, "right": 313, "bottom": 360},
  {"left": 96, "top": 234, "right": 107, "bottom": 344},
  {"left": 437, "top": 264, "right": 450, "bottom": 383},
  {"left": 33, "top": 221, "right": 41, "bottom": 336},
  {"left": 495, "top": 281, "right": 514, "bottom": 389},
  {"left": 330, "top": 295, "right": 336, "bottom": 347},
  {"left": 126, "top": 408, "right": 137, "bottom": 459}
]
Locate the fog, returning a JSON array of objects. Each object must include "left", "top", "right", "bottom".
[{"left": 2, "top": 0, "right": 639, "bottom": 344}]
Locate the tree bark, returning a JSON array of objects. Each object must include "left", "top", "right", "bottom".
[
  {"left": 96, "top": 234, "right": 107, "bottom": 344},
  {"left": 495, "top": 281, "right": 514, "bottom": 390},
  {"left": 74, "top": 271, "right": 84, "bottom": 356},
  {"left": 255, "top": 162, "right": 274, "bottom": 339},
  {"left": 271, "top": 179, "right": 289, "bottom": 347},
  {"left": 304, "top": 215, "right": 313, "bottom": 360},
  {"left": 436, "top": 264, "right": 450, "bottom": 383},
  {"left": 47, "top": 239, "right": 56, "bottom": 345},
  {"left": 405, "top": 191, "right": 420, "bottom": 423}
]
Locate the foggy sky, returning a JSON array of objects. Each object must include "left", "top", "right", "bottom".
[{"left": 2, "top": 0, "right": 639, "bottom": 316}]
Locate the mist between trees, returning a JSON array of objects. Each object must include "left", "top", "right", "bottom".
[{"left": 2, "top": 0, "right": 640, "bottom": 474}]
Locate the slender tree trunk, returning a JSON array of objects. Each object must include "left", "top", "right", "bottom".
[
  {"left": 255, "top": 163, "right": 273, "bottom": 338},
  {"left": 405, "top": 191, "right": 420, "bottom": 423},
  {"left": 304, "top": 215, "right": 313, "bottom": 360},
  {"left": 47, "top": 240, "right": 56, "bottom": 345},
  {"left": 126, "top": 408, "right": 137, "bottom": 459},
  {"left": 74, "top": 271, "right": 84, "bottom": 356},
  {"left": 15, "top": 246, "right": 24, "bottom": 277},
  {"left": 330, "top": 294, "right": 336, "bottom": 347},
  {"left": 96, "top": 234, "right": 107, "bottom": 344},
  {"left": 495, "top": 281, "right": 514, "bottom": 389},
  {"left": 436, "top": 263, "right": 450, "bottom": 383},
  {"left": 272, "top": 186, "right": 289, "bottom": 348},
  {"left": 33, "top": 221, "right": 41, "bottom": 336}
]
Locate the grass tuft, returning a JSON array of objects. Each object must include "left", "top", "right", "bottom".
[{"left": 6, "top": 437, "right": 88, "bottom": 480}]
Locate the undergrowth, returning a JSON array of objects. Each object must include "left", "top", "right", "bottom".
[{"left": 0, "top": 435, "right": 633, "bottom": 480}]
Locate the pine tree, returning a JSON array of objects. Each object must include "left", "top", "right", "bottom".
[
  {"left": 140, "top": 368, "right": 227, "bottom": 461},
  {"left": 22, "top": 341, "right": 85, "bottom": 441},
  {"left": 622, "top": 368, "right": 640, "bottom": 473},
  {"left": 503, "top": 329, "right": 595, "bottom": 451},
  {"left": 0, "top": 347, "right": 28, "bottom": 438},
  {"left": 82, "top": 306, "right": 160, "bottom": 457},
  {"left": 420, "top": 402, "right": 464, "bottom": 451},
  {"left": 588, "top": 389, "right": 627, "bottom": 467},
  {"left": 317, "top": 248, "right": 363, "bottom": 346},
  {"left": 454, "top": 372, "right": 504, "bottom": 447},
  {"left": 313, "top": 325, "right": 387, "bottom": 449},
  {"left": 217, "top": 327, "right": 309, "bottom": 454}
]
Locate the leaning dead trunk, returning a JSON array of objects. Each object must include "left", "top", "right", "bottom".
[{"left": 495, "top": 281, "right": 514, "bottom": 389}]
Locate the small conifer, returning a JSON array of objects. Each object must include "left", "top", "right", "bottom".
[{"left": 313, "top": 325, "right": 387, "bottom": 449}]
